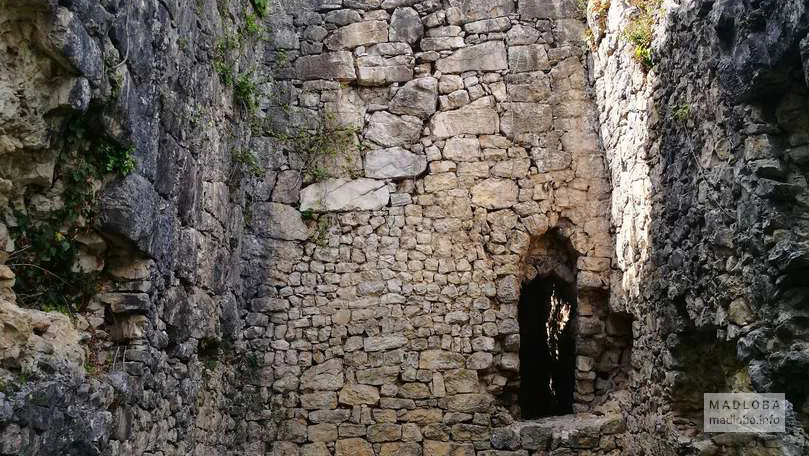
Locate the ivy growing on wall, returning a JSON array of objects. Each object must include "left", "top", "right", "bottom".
[{"left": 8, "top": 109, "right": 135, "bottom": 313}]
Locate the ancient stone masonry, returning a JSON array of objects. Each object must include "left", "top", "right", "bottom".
[
  {"left": 590, "top": 0, "right": 809, "bottom": 453},
  {"left": 252, "top": 0, "right": 632, "bottom": 454},
  {"left": 2, "top": 0, "right": 809, "bottom": 454}
]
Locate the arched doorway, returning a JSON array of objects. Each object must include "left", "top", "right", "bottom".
[{"left": 518, "top": 274, "right": 577, "bottom": 418}]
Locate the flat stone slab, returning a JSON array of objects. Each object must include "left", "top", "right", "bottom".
[
  {"left": 251, "top": 202, "right": 309, "bottom": 241},
  {"left": 430, "top": 103, "right": 499, "bottom": 138},
  {"left": 435, "top": 41, "right": 508, "bottom": 73},
  {"left": 507, "top": 413, "right": 625, "bottom": 450},
  {"left": 300, "top": 178, "right": 390, "bottom": 212},
  {"left": 389, "top": 77, "right": 438, "bottom": 118},
  {"left": 365, "top": 111, "right": 423, "bottom": 147},
  {"left": 325, "top": 20, "right": 389, "bottom": 50},
  {"left": 295, "top": 52, "right": 357, "bottom": 81},
  {"left": 364, "top": 147, "right": 427, "bottom": 179}
]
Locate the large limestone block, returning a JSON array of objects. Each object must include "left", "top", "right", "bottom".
[
  {"left": 532, "top": 145, "right": 571, "bottom": 172},
  {"left": 380, "top": 442, "right": 421, "bottom": 456},
  {"left": 365, "top": 111, "right": 423, "bottom": 147},
  {"left": 508, "top": 44, "right": 550, "bottom": 72},
  {"left": 339, "top": 384, "right": 381, "bottom": 405},
  {"left": 251, "top": 202, "right": 309, "bottom": 241},
  {"left": 0, "top": 298, "right": 84, "bottom": 368},
  {"left": 506, "top": 72, "right": 551, "bottom": 102},
  {"left": 356, "top": 366, "right": 401, "bottom": 385},
  {"left": 500, "top": 103, "right": 552, "bottom": 137},
  {"left": 357, "top": 55, "right": 414, "bottom": 86},
  {"left": 302, "top": 443, "right": 331, "bottom": 456},
  {"left": 430, "top": 104, "right": 499, "bottom": 138},
  {"left": 301, "top": 392, "right": 338, "bottom": 409},
  {"left": 448, "top": 0, "right": 516, "bottom": 23},
  {"left": 435, "top": 41, "right": 508, "bottom": 73},
  {"left": 423, "top": 441, "right": 476, "bottom": 456},
  {"left": 300, "top": 178, "right": 390, "bottom": 212},
  {"left": 390, "top": 77, "right": 438, "bottom": 118},
  {"left": 444, "top": 369, "right": 480, "bottom": 394},
  {"left": 390, "top": 7, "right": 424, "bottom": 44},
  {"left": 325, "top": 20, "right": 389, "bottom": 49},
  {"left": 295, "top": 52, "right": 357, "bottom": 80},
  {"left": 365, "top": 147, "right": 427, "bottom": 179},
  {"left": 301, "top": 359, "right": 345, "bottom": 390},
  {"left": 471, "top": 178, "right": 518, "bottom": 209},
  {"left": 443, "top": 136, "right": 481, "bottom": 162},
  {"left": 467, "top": 352, "right": 494, "bottom": 369},
  {"left": 335, "top": 439, "right": 374, "bottom": 456},
  {"left": 419, "top": 350, "right": 465, "bottom": 370},
  {"left": 518, "top": 0, "right": 580, "bottom": 19},
  {"left": 443, "top": 393, "right": 493, "bottom": 412},
  {"left": 364, "top": 334, "right": 409, "bottom": 351}
]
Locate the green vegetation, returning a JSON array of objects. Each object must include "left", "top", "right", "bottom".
[
  {"left": 624, "top": 0, "right": 661, "bottom": 69},
  {"left": 213, "top": 33, "right": 240, "bottom": 85},
  {"left": 9, "top": 111, "right": 135, "bottom": 312},
  {"left": 244, "top": 352, "right": 260, "bottom": 371},
  {"left": 250, "top": 0, "right": 268, "bottom": 17},
  {"left": 244, "top": 13, "right": 263, "bottom": 37},
  {"left": 309, "top": 215, "right": 333, "bottom": 246},
  {"left": 274, "top": 49, "right": 289, "bottom": 71},
  {"left": 300, "top": 209, "right": 315, "bottom": 221},
  {"left": 231, "top": 148, "right": 263, "bottom": 177},
  {"left": 234, "top": 72, "right": 258, "bottom": 113},
  {"left": 672, "top": 104, "right": 690, "bottom": 122},
  {"left": 268, "top": 113, "right": 358, "bottom": 184},
  {"left": 213, "top": 10, "right": 267, "bottom": 114}
]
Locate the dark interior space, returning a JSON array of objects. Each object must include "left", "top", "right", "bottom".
[{"left": 518, "top": 274, "right": 577, "bottom": 418}]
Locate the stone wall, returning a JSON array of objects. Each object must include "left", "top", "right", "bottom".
[
  {"left": 1, "top": 0, "right": 264, "bottom": 453},
  {"left": 590, "top": 0, "right": 809, "bottom": 453},
  {"left": 2, "top": 0, "right": 809, "bottom": 455},
  {"left": 251, "top": 0, "right": 631, "bottom": 454}
]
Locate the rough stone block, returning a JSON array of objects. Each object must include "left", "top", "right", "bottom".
[
  {"left": 365, "top": 147, "right": 427, "bottom": 179},
  {"left": 471, "top": 179, "right": 518, "bottom": 209},
  {"left": 300, "top": 178, "right": 390, "bottom": 212},
  {"left": 295, "top": 52, "right": 357, "bottom": 81},
  {"left": 390, "top": 77, "right": 438, "bottom": 118},
  {"left": 430, "top": 105, "right": 499, "bottom": 138},
  {"left": 325, "top": 21, "right": 389, "bottom": 49},
  {"left": 365, "top": 111, "right": 423, "bottom": 147},
  {"left": 435, "top": 41, "right": 508, "bottom": 73}
]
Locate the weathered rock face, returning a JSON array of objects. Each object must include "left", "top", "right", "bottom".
[
  {"left": 0, "top": 0, "right": 272, "bottom": 454},
  {"left": 592, "top": 0, "right": 809, "bottom": 453},
  {"left": 2, "top": 0, "right": 809, "bottom": 454}
]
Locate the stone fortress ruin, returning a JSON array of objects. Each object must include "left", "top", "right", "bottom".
[{"left": 1, "top": 0, "right": 809, "bottom": 455}]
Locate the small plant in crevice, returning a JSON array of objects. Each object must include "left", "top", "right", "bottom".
[
  {"left": 213, "top": 33, "right": 240, "bottom": 85},
  {"left": 250, "top": 0, "right": 269, "bottom": 17},
  {"left": 309, "top": 214, "right": 333, "bottom": 246},
  {"left": 9, "top": 110, "right": 135, "bottom": 313},
  {"left": 274, "top": 49, "right": 289, "bottom": 72},
  {"left": 243, "top": 352, "right": 260, "bottom": 371},
  {"left": 231, "top": 148, "right": 263, "bottom": 177},
  {"left": 672, "top": 104, "right": 690, "bottom": 123},
  {"left": 591, "top": 0, "right": 611, "bottom": 31},
  {"left": 624, "top": 0, "right": 661, "bottom": 70},
  {"left": 267, "top": 112, "right": 359, "bottom": 185},
  {"left": 234, "top": 72, "right": 258, "bottom": 113},
  {"left": 243, "top": 13, "right": 263, "bottom": 38},
  {"left": 300, "top": 209, "right": 315, "bottom": 221}
]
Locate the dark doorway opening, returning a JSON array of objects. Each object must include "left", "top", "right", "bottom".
[{"left": 518, "top": 275, "right": 577, "bottom": 418}]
